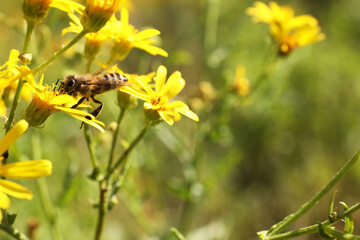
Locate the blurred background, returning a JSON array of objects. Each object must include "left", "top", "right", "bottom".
[{"left": 1, "top": 0, "right": 360, "bottom": 239}]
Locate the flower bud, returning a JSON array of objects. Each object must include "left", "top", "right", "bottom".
[{"left": 81, "top": 0, "right": 121, "bottom": 33}]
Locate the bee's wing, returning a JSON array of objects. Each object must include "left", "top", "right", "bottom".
[{"left": 87, "top": 80, "right": 132, "bottom": 87}]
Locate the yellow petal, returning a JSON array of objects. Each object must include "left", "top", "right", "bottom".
[
  {"left": 121, "top": 8, "right": 129, "bottom": 26},
  {"left": 49, "top": 94, "right": 78, "bottom": 105},
  {"left": 120, "top": 86, "right": 149, "bottom": 101},
  {"left": 133, "top": 42, "right": 168, "bottom": 57},
  {"left": 161, "top": 72, "right": 185, "bottom": 99},
  {"left": 177, "top": 106, "right": 199, "bottom": 122},
  {"left": 158, "top": 111, "right": 174, "bottom": 126},
  {"left": 135, "top": 29, "right": 161, "bottom": 41},
  {"left": 0, "top": 192, "right": 10, "bottom": 209},
  {"left": 0, "top": 160, "right": 52, "bottom": 179},
  {"left": 0, "top": 179, "right": 33, "bottom": 200},
  {"left": 0, "top": 120, "right": 28, "bottom": 157},
  {"left": 155, "top": 65, "right": 167, "bottom": 93}
]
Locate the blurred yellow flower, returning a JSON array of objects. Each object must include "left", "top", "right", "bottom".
[
  {"left": 232, "top": 65, "right": 250, "bottom": 97},
  {"left": 108, "top": 8, "right": 168, "bottom": 61},
  {"left": 0, "top": 49, "right": 33, "bottom": 116},
  {"left": 63, "top": 8, "right": 168, "bottom": 61},
  {"left": 23, "top": 0, "right": 84, "bottom": 23},
  {"left": 246, "top": 1, "right": 325, "bottom": 54},
  {"left": 0, "top": 120, "right": 52, "bottom": 221},
  {"left": 24, "top": 76, "right": 105, "bottom": 133},
  {"left": 121, "top": 65, "right": 199, "bottom": 125},
  {"left": 63, "top": 13, "right": 111, "bottom": 60},
  {"left": 81, "top": 0, "right": 121, "bottom": 33}
]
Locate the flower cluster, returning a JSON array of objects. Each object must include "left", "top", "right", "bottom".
[
  {"left": 120, "top": 65, "right": 199, "bottom": 125},
  {"left": 63, "top": 8, "right": 168, "bottom": 62},
  {"left": 24, "top": 76, "right": 105, "bottom": 132},
  {"left": 0, "top": 49, "right": 34, "bottom": 116},
  {"left": 247, "top": 1, "right": 325, "bottom": 54},
  {"left": 0, "top": 120, "right": 52, "bottom": 221}
]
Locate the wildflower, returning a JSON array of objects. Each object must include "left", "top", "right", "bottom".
[
  {"left": 81, "top": 0, "right": 121, "bottom": 33},
  {"left": 23, "top": 0, "right": 84, "bottom": 23},
  {"left": 24, "top": 76, "right": 105, "bottom": 133},
  {"left": 0, "top": 120, "right": 52, "bottom": 221},
  {"left": 121, "top": 65, "right": 199, "bottom": 125},
  {"left": 246, "top": 1, "right": 325, "bottom": 54},
  {"left": 232, "top": 65, "right": 250, "bottom": 97},
  {"left": 63, "top": 8, "right": 168, "bottom": 61},
  {"left": 63, "top": 13, "right": 112, "bottom": 61},
  {"left": 108, "top": 8, "right": 168, "bottom": 61},
  {"left": 0, "top": 49, "right": 33, "bottom": 115}
]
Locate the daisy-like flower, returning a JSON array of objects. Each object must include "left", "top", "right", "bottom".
[
  {"left": 24, "top": 75, "right": 105, "bottom": 133},
  {"left": 0, "top": 49, "right": 33, "bottom": 116},
  {"left": 232, "top": 65, "right": 250, "bottom": 97},
  {"left": 246, "top": 1, "right": 325, "bottom": 54},
  {"left": 23, "top": 0, "right": 84, "bottom": 23},
  {"left": 63, "top": 13, "right": 113, "bottom": 61},
  {"left": 63, "top": 8, "right": 168, "bottom": 62},
  {"left": 108, "top": 8, "right": 168, "bottom": 61},
  {"left": 0, "top": 120, "right": 52, "bottom": 222},
  {"left": 120, "top": 65, "right": 199, "bottom": 125},
  {"left": 81, "top": 0, "right": 121, "bottom": 33}
]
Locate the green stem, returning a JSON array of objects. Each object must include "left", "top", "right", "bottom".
[
  {"left": 107, "top": 108, "right": 127, "bottom": 172},
  {"left": 267, "top": 150, "right": 360, "bottom": 236},
  {"left": 94, "top": 181, "right": 108, "bottom": 240},
  {"left": 5, "top": 20, "right": 37, "bottom": 133},
  {"left": 105, "top": 121, "right": 151, "bottom": 179},
  {"left": 84, "top": 124, "right": 101, "bottom": 179},
  {"left": 263, "top": 202, "right": 360, "bottom": 240},
  {"left": 33, "top": 30, "right": 87, "bottom": 76},
  {"left": 31, "top": 134, "right": 63, "bottom": 240},
  {"left": 23, "top": 20, "right": 35, "bottom": 53},
  {"left": 0, "top": 224, "right": 30, "bottom": 240},
  {"left": 36, "top": 178, "right": 63, "bottom": 240},
  {"left": 204, "top": 0, "right": 220, "bottom": 51},
  {"left": 5, "top": 80, "right": 26, "bottom": 133}
]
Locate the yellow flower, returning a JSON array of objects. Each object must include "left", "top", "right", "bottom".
[
  {"left": 81, "top": 0, "right": 121, "bottom": 33},
  {"left": 23, "top": 0, "right": 84, "bottom": 23},
  {"left": 63, "top": 8, "right": 168, "bottom": 61},
  {"left": 246, "top": 1, "right": 325, "bottom": 54},
  {"left": 232, "top": 65, "right": 250, "bottom": 97},
  {"left": 0, "top": 120, "right": 52, "bottom": 221},
  {"left": 63, "top": 13, "right": 112, "bottom": 61},
  {"left": 121, "top": 65, "right": 199, "bottom": 125},
  {"left": 0, "top": 49, "right": 33, "bottom": 116},
  {"left": 108, "top": 8, "right": 168, "bottom": 61},
  {"left": 24, "top": 76, "right": 105, "bottom": 133}
]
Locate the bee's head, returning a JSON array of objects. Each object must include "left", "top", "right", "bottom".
[{"left": 62, "top": 75, "right": 77, "bottom": 95}]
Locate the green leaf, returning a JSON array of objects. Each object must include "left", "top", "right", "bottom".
[
  {"left": 170, "top": 227, "right": 186, "bottom": 240},
  {"left": 340, "top": 202, "right": 354, "bottom": 234},
  {"left": 318, "top": 223, "right": 335, "bottom": 239}
]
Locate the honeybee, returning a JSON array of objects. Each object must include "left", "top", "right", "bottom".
[{"left": 58, "top": 70, "right": 130, "bottom": 119}]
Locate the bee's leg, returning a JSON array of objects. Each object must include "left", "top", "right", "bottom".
[
  {"left": 80, "top": 96, "right": 103, "bottom": 129},
  {"left": 71, "top": 96, "right": 87, "bottom": 109},
  {"left": 89, "top": 96, "right": 103, "bottom": 118},
  {"left": 53, "top": 79, "right": 60, "bottom": 91}
]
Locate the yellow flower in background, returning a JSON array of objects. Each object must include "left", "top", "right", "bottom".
[
  {"left": 81, "top": 0, "right": 121, "bottom": 33},
  {"left": 0, "top": 49, "right": 33, "bottom": 116},
  {"left": 23, "top": 0, "right": 84, "bottom": 23},
  {"left": 0, "top": 120, "right": 52, "bottom": 221},
  {"left": 63, "top": 8, "right": 168, "bottom": 61},
  {"left": 121, "top": 65, "right": 199, "bottom": 125},
  {"left": 108, "top": 8, "right": 168, "bottom": 61},
  {"left": 24, "top": 76, "right": 105, "bottom": 133},
  {"left": 63, "top": 13, "right": 112, "bottom": 61},
  {"left": 232, "top": 65, "right": 250, "bottom": 97},
  {"left": 246, "top": 1, "right": 325, "bottom": 54}
]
